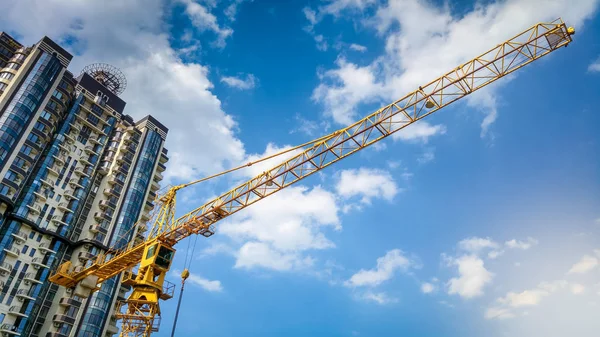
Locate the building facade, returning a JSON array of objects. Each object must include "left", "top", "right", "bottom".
[{"left": 0, "top": 33, "right": 169, "bottom": 337}]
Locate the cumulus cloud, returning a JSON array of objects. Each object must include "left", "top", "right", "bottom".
[
  {"left": 361, "top": 291, "right": 398, "bottom": 305},
  {"left": 446, "top": 254, "right": 493, "bottom": 299},
  {"left": 349, "top": 43, "right": 367, "bottom": 52},
  {"left": 458, "top": 237, "right": 500, "bottom": 253},
  {"left": 172, "top": 270, "right": 223, "bottom": 292},
  {"left": 486, "top": 280, "right": 569, "bottom": 320},
  {"left": 421, "top": 282, "right": 436, "bottom": 294},
  {"left": 335, "top": 168, "right": 399, "bottom": 204},
  {"left": 588, "top": 56, "right": 600, "bottom": 72},
  {"left": 567, "top": 254, "right": 598, "bottom": 275},
  {"left": 505, "top": 237, "right": 539, "bottom": 250},
  {"left": 345, "top": 249, "right": 415, "bottom": 288},
  {"left": 179, "top": 0, "right": 233, "bottom": 47},
  {"left": 221, "top": 74, "right": 257, "bottom": 90},
  {"left": 391, "top": 121, "right": 446, "bottom": 143},
  {"left": 311, "top": 0, "right": 599, "bottom": 137}
]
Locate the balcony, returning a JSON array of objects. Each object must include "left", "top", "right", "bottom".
[
  {"left": 26, "top": 204, "right": 41, "bottom": 215},
  {"left": 157, "top": 162, "right": 166, "bottom": 172},
  {"left": 159, "top": 152, "right": 169, "bottom": 163},
  {"left": 0, "top": 323, "right": 20, "bottom": 336},
  {"left": 39, "top": 244, "right": 56, "bottom": 254},
  {"left": 10, "top": 231, "right": 27, "bottom": 243},
  {"left": 57, "top": 203, "right": 73, "bottom": 213},
  {"left": 89, "top": 224, "right": 107, "bottom": 234},
  {"left": 154, "top": 171, "right": 163, "bottom": 181},
  {"left": 84, "top": 145, "right": 97, "bottom": 155},
  {"left": 59, "top": 297, "right": 82, "bottom": 307},
  {"left": 144, "top": 200, "right": 154, "bottom": 211},
  {"left": 98, "top": 162, "right": 110, "bottom": 175},
  {"left": 78, "top": 251, "right": 95, "bottom": 262},
  {"left": 53, "top": 153, "right": 66, "bottom": 165},
  {"left": 46, "top": 165, "right": 60, "bottom": 176},
  {"left": 98, "top": 200, "right": 112, "bottom": 210},
  {"left": 3, "top": 247, "right": 19, "bottom": 257},
  {"left": 24, "top": 273, "right": 42, "bottom": 285},
  {"left": 8, "top": 306, "right": 27, "bottom": 317},
  {"left": 69, "top": 179, "right": 84, "bottom": 189},
  {"left": 63, "top": 190, "right": 78, "bottom": 201},
  {"left": 32, "top": 257, "right": 49, "bottom": 269},
  {"left": 79, "top": 157, "right": 91, "bottom": 167},
  {"left": 106, "top": 324, "right": 119, "bottom": 334},
  {"left": 33, "top": 190, "right": 47, "bottom": 202},
  {"left": 40, "top": 177, "right": 55, "bottom": 187},
  {"left": 16, "top": 289, "right": 35, "bottom": 300},
  {"left": 88, "top": 137, "right": 100, "bottom": 144},
  {"left": 46, "top": 332, "right": 68, "bottom": 337},
  {"left": 52, "top": 314, "right": 76, "bottom": 325},
  {"left": 51, "top": 217, "right": 68, "bottom": 227},
  {"left": 0, "top": 262, "right": 13, "bottom": 274},
  {"left": 150, "top": 180, "right": 160, "bottom": 191},
  {"left": 74, "top": 168, "right": 90, "bottom": 177},
  {"left": 103, "top": 188, "right": 117, "bottom": 196},
  {"left": 63, "top": 132, "right": 75, "bottom": 144}
]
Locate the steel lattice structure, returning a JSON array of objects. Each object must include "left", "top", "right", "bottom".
[
  {"left": 50, "top": 19, "right": 575, "bottom": 337},
  {"left": 81, "top": 63, "right": 127, "bottom": 95}
]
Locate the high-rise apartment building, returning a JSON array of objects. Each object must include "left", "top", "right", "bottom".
[{"left": 0, "top": 33, "right": 169, "bottom": 337}]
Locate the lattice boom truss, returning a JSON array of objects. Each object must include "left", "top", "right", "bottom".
[{"left": 56, "top": 20, "right": 573, "bottom": 285}]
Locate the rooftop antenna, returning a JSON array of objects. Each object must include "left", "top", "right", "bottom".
[{"left": 81, "top": 63, "right": 127, "bottom": 96}]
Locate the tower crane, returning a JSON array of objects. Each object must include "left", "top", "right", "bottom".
[{"left": 49, "top": 19, "right": 575, "bottom": 337}]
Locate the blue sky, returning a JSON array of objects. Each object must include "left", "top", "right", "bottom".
[{"left": 2, "top": 0, "right": 600, "bottom": 336}]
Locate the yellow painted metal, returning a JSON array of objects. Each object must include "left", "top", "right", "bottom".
[{"left": 48, "top": 19, "right": 576, "bottom": 337}]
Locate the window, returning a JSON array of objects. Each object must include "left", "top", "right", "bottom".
[
  {"left": 52, "top": 90, "right": 63, "bottom": 100},
  {"left": 34, "top": 121, "right": 46, "bottom": 133},
  {"left": 36, "top": 233, "right": 42, "bottom": 242},
  {"left": 55, "top": 195, "right": 61, "bottom": 202},
  {"left": 28, "top": 231, "right": 35, "bottom": 239},
  {"left": 21, "top": 245, "right": 28, "bottom": 254},
  {"left": 0, "top": 184, "right": 10, "bottom": 196},
  {"left": 21, "top": 145, "right": 34, "bottom": 156},
  {"left": 4, "top": 170, "right": 18, "bottom": 182},
  {"left": 40, "top": 110, "right": 52, "bottom": 120},
  {"left": 29, "top": 249, "right": 36, "bottom": 257},
  {"left": 13, "top": 157, "right": 26, "bottom": 170},
  {"left": 0, "top": 72, "right": 14, "bottom": 80},
  {"left": 27, "top": 133, "right": 40, "bottom": 145}
]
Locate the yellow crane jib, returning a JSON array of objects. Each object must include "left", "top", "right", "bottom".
[{"left": 48, "top": 19, "right": 575, "bottom": 337}]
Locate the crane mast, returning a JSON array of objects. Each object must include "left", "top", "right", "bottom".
[{"left": 49, "top": 19, "right": 575, "bottom": 337}]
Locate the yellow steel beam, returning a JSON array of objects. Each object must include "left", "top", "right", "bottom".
[{"left": 50, "top": 19, "right": 574, "bottom": 287}]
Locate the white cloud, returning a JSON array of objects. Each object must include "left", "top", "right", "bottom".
[
  {"left": 458, "top": 237, "right": 500, "bottom": 253},
  {"left": 417, "top": 148, "right": 435, "bottom": 164},
  {"left": 312, "top": 0, "right": 599, "bottom": 137},
  {"left": 179, "top": 0, "right": 233, "bottom": 47},
  {"left": 485, "top": 307, "right": 515, "bottom": 320},
  {"left": 391, "top": 121, "right": 446, "bottom": 143},
  {"left": 313, "top": 57, "right": 387, "bottom": 124},
  {"left": 221, "top": 74, "right": 257, "bottom": 90},
  {"left": 486, "top": 280, "right": 569, "bottom": 319},
  {"left": 446, "top": 254, "right": 493, "bottom": 299},
  {"left": 172, "top": 269, "right": 223, "bottom": 292},
  {"left": 421, "top": 282, "right": 435, "bottom": 294},
  {"left": 588, "top": 56, "right": 600, "bottom": 72},
  {"left": 0, "top": 0, "right": 248, "bottom": 184},
  {"left": 234, "top": 241, "right": 314, "bottom": 271},
  {"left": 345, "top": 249, "right": 414, "bottom": 287},
  {"left": 571, "top": 284, "right": 585, "bottom": 295},
  {"left": 224, "top": 0, "right": 251, "bottom": 21},
  {"left": 567, "top": 255, "right": 598, "bottom": 274},
  {"left": 349, "top": 43, "right": 367, "bottom": 52},
  {"left": 361, "top": 291, "right": 398, "bottom": 305},
  {"left": 505, "top": 237, "right": 539, "bottom": 250},
  {"left": 335, "top": 168, "right": 399, "bottom": 204},
  {"left": 187, "top": 272, "right": 224, "bottom": 292},
  {"left": 487, "top": 250, "right": 504, "bottom": 259}
]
